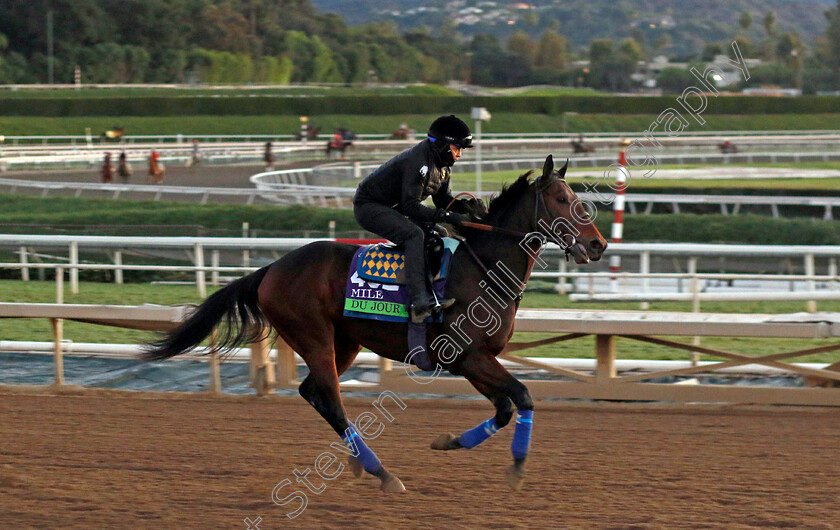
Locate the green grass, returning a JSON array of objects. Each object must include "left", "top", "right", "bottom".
[
  {"left": 0, "top": 280, "right": 210, "bottom": 345},
  {"left": 0, "top": 85, "right": 463, "bottom": 98},
  {"left": 0, "top": 194, "right": 360, "bottom": 236},
  {"left": 513, "top": 292, "right": 840, "bottom": 363},
  {"left": 483, "top": 87, "right": 608, "bottom": 97},
  {"left": 1, "top": 280, "right": 838, "bottom": 363},
  {"left": 2, "top": 112, "right": 840, "bottom": 136},
  {"left": 3, "top": 194, "right": 840, "bottom": 245},
  {"left": 450, "top": 166, "right": 840, "bottom": 192}
]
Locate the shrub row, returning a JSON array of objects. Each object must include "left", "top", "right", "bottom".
[
  {"left": 595, "top": 213, "right": 840, "bottom": 245},
  {"left": 2, "top": 192, "right": 838, "bottom": 245},
  {"left": 1, "top": 95, "right": 838, "bottom": 117}
]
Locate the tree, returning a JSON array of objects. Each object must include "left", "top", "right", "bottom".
[
  {"left": 470, "top": 34, "right": 525, "bottom": 87},
  {"left": 822, "top": 0, "right": 840, "bottom": 74},
  {"left": 748, "top": 63, "right": 795, "bottom": 86},
  {"left": 507, "top": 31, "right": 537, "bottom": 67},
  {"left": 763, "top": 11, "right": 777, "bottom": 38},
  {"left": 739, "top": 11, "right": 752, "bottom": 32},
  {"left": 535, "top": 31, "right": 569, "bottom": 70},
  {"left": 763, "top": 11, "right": 777, "bottom": 61},
  {"left": 701, "top": 42, "right": 723, "bottom": 61},
  {"left": 653, "top": 34, "right": 671, "bottom": 55},
  {"left": 656, "top": 67, "right": 694, "bottom": 94},
  {"left": 733, "top": 35, "right": 753, "bottom": 58},
  {"left": 776, "top": 32, "right": 803, "bottom": 66},
  {"left": 619, "top": 38, "right": 644, "bottom": 64}
]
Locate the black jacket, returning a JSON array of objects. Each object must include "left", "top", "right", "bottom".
[{"left": 354, "top": 140, "right": 466, "bottom": 223}]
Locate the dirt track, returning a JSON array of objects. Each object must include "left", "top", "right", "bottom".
[{"left": 0, "top": 386, "right": 839, "bottom": 529}]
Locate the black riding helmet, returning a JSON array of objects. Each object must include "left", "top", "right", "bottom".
[{"left": 428, "top": 115, "right": 473, "bottom": 166}]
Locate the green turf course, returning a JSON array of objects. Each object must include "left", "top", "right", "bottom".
[
  {"left": 451, "top": 165, "right": 840, "bottom": 192},
  {"left": 2, "top": 193, "right": 840, "bottom": 244},
  {"left": 0, "top": 279, "right": 838, "bottom": 363},
  {"left": 2, "top": 113, "right": 840, "bottom": 136},
  {"left": 0, "top": 85, "right": 464, "bottom": 98}
]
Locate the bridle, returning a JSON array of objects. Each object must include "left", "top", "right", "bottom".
[
  {"left": 453, "top": 175, "right": 577, "bottom": 257},
  {"left": 447, "top": 176, "right": 579, "bottom": 296}
]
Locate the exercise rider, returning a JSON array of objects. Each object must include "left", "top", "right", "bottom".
[{"left": 353, "top": 115, "right": 476, "bottom": 323}]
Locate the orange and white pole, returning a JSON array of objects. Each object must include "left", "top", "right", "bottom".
[{"left": 609, "top": 146, "right": 629, "bottom": 292}]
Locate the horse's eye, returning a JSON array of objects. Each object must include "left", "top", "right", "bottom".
[{"left": 557, "top": 197, "right": 567, "bottom": 204}]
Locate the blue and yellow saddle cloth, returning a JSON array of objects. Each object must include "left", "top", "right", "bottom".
[{"left": 343, "top": 238, "right": 459, "bottom": 322}]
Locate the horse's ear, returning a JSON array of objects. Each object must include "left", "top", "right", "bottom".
[
  {"left": 558, "top": 158, "right": 569, "bottom": 180},
  {"left": 542, "top": 154, "right": 554, "bottom": 181}
]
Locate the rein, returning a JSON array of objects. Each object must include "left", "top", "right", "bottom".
[
  {"left": 451, "top": 175, "right": 577, "bottom": 298},
  {"left": 455, "top": 175, "right": 576, "bottom": 257}
]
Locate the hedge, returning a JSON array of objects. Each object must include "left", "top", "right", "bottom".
[
  {"left": 0, "top": 95, "right": 838, "bottom": 117},
  {"left": 1, "top": 191, "right": 838, "bottom": 245}
]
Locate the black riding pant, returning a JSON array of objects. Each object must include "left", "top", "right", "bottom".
[{"left": 353, "top": 200, "right": 432, "bottom": 306}]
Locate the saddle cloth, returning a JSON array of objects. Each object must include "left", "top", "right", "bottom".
[{"left": 343, "top": 238, "right": 459, "bottom": 322}]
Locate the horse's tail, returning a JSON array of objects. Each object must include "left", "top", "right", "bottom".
[{"left": 142, "top": 266, "right": 271, "bottom": 361}]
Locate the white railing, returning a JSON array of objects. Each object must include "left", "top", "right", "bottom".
[
  {"left": 0, "top": 177, "right": 267, "bottom": 203},
  {"left": 2, "top": 237, "right": 840, "bottom": 311},
  {"left": 9, "top": 166, "right": 840, "bottom": 215},
  {"left": 4, "top": 130, "right": 840, "bottom": 145},
  {"left": 0, "top": 144, "right": 322, "bottom": 171}
]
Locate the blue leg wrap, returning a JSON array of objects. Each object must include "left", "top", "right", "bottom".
[
  {"left": 457, "top": 418, "right": 499, "bottom": 449},
  {"left": 510, "top": 410, "right": 533, "bottom": 460},
  {"left": 342, "top": 424, "right": 382, "bottom": 474}
]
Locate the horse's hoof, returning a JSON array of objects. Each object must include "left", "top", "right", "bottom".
[
  {"left": 348, "top": 456, "right": 363, "bottom": 479},
  {"left": 430, "top": 433, "right": 459, "bottom": 451},
  {"left": 380, "top": 474, "right": 406, "bottom": 493},
  {"left": 505, "top": 465, "right": 526, "bottom": 491}
]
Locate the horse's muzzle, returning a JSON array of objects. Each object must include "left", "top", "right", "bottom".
[{"left": 570, "top": 238, "right": 606, "bottom": 264}]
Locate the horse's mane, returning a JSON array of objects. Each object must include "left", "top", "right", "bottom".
[{"left": 487, "top": 170, "right": 534, "bottom": 219}]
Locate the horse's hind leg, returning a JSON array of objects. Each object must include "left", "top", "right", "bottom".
[
  {"left": 430, "top": 378, "right": 514, "bottom": 452},
  {"left": 297, "top": 347, "right": 405, "bottom": 493},
  {"left": 332, "top": 331, "right": 366, "bottom": 479}
]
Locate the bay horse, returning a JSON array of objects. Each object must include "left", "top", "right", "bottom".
[{"left": 143, "top": 155, "right": 606, "bottom": 493}]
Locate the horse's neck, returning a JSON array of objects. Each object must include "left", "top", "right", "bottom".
[{"left": 463, "top": 194, "right": 536, "bottom": 292}]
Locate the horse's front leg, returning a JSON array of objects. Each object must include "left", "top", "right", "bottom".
[
  {"left": 430, "top": 378, "right": 514, "bottom": 451},
  {"left": 432, "top": 353, "right": 534, "bottom": 491}
]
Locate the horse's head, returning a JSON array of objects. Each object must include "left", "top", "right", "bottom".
[{"left": 534, "top": 154, "right": 607, "bottom": 264}]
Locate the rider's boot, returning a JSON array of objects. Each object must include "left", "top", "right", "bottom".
[
  {"left": 405, "top": 233, "right": 455, "bottom": 323},
  {"left": 409, "top": 292, "right": 436, "bottom": 324}
]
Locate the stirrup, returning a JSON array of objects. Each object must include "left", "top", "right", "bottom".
[
  {"left": 434, "top": 297, "right": 456, "bottom": 311},
  {"left": 410, "top": 304, "right": 433, "bottom": 324}
]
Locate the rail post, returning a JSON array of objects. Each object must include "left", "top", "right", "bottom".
[
  {"left": 113, "top": 251, "right": 123, "bottom": 285},
  {"left": 211, "top": 250, "right": 220, "bottom": 287},
  {"left": 69, "top": 241, "right": 79, "bottom": 294},
  {"left": 805, "top": 253, "right": 817, "bottom": 313},
  {"left": 208, "top": 329, "right": 221, "bottom": 393},
  {"left": 609, "top": 144, "right": 629, "bottom": 293},
  {"left": 274, "top": 336, "right": 298, "bottom": 387},
  {"left": 557, "top": 258, "right": 568, "bottom": 295},
  {"left": 595, "top": 335, "right": 616, "bottom": 384},
  {"left": 640, "top": 251, "right": 650, "bottom": 310},
  {"left": 53, "top": 266, "right": 65, "bottom": 385},
  {"left": 688, "top": 258, "right": 701, "bottom": 366},
  {"left": 194, "top": 243, "right": 206, "bottom": 298},
  {"left": 19, "top": 246, "right": 29, "bottom": 281},
  {"left": 241, "top": 222, "right": 250, "bottom": 269},
  {"left": 249, "top": 330, "right": 275, "bottom": 396}
]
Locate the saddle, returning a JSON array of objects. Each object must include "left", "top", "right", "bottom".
[
  {"left": 356, "top": 233, "right": 449, "bottom": 285},
  {"left": 343, "top": 235, "right": 459, "bottom": 323}
]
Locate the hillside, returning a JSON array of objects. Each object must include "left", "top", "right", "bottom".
[{"left": 311, "top": 0, "right": 832, "bottom": 56}]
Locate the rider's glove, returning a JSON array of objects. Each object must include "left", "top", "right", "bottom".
[{"left": 442, "top": 211, "right": 467, "bottom": 226}]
